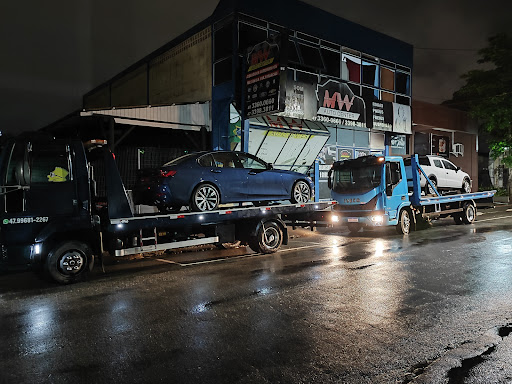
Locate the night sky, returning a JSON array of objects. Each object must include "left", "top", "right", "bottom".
[{"left": 1, "top": 0, "right": 510, "bottom": 135}]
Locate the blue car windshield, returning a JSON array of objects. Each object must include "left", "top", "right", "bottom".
[
  {"left": 332, "top": 164, "right": 382, "bottom": 194},
  {"left": 163, "top": 153, "right": 197, "bottom": 167}
]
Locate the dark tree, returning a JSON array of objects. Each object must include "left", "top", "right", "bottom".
[{"left": 450, "top": 33, "right": 512, "bottom": 165}]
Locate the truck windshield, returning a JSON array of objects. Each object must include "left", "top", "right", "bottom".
[{"left": 332, "top": 163, "right": 382, "bottom": 194}]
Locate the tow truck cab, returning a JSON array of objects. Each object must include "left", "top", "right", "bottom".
[
  {"left": 328, "top": 155, "right": 495, "bottom": 234},
  {"left": 0, "top": 135, "right": 97, "bottom": 273},
  {"left": 328, "top": 155, "right": 411, "bottom": 229}
]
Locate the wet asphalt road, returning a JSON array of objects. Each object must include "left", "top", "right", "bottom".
[{"left": 2, "top": 204, "right": 512, "bottom": 383}]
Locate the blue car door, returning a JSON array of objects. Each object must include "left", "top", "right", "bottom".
[
  {"left": 236, "top": 153, "right": 285, "bottom": 200},
  {"left": 209, "top": 152, "right": 247, "bottom": 202}
]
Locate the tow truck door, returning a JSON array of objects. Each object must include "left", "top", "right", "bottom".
[
  {"left": 385, "top": 160, "right": 408, "bottom": 220},
  {"left": 24, "top": 142, "right": 76, "bottom": 216}
]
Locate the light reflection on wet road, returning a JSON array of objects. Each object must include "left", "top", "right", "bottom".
[{"left": 2, "top": 207, "right": 512, "bottom": 383}]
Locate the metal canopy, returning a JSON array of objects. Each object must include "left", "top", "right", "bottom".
[{"left": 80, "top": 103, "right": 210, "bottom": 132}]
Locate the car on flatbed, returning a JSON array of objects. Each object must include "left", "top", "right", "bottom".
[
  {"left": 133, "top": 151, "right": 314, "bottom": 212},
  {"left": 405, "top": 155, "right": 472, "bottom": 195}
]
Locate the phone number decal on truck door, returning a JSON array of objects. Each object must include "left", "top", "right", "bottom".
[{"left": 2, "top": 217, "right": 49, "bottom": 224}]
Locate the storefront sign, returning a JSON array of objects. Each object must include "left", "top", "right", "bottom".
[
  {"left": 314, "top": 80, "right": 366, "bottom": 127},
  {"left": 245, "top": 35, "right": 286, "bottom": 118},
  {"left": 392, "top": 103, "right": 412, "bottom": 134},
  {"left": 338, "top": 148, "right": 353, "bottom": 160},
  {"left": 369, "top": 101, "right": 392, "bottom": 131}
]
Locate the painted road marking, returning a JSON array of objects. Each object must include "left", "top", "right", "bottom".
[{"left": 477, "top": 215, "right": 512, "bottom": 222}]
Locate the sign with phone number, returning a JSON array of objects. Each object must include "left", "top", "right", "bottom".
[{"left": 3, "top": 217, "right": 49, "bottom": 225}]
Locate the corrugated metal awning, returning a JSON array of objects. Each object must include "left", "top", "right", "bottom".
[{"left": 80, "top": 103, "right": 210, "bottom": 131}]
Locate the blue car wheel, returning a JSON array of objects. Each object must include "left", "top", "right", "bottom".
[
  {"left": 291, "top": 180, "right": 311, "bottom": 204},
  {"left": 191, "top": 183, "right": 220, "bottom": 211}
]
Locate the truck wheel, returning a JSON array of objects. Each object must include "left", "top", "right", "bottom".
[
  {"left": 461, "top": 178, "right": 471, "bottom": 194},
  {"left": 462, "top": 202, "right": 476, "bottom": 224},
  {"left": 248, "top": 221, "right": 283, "bottom": 253},
  {"left": 347, "top": 222, "right": 362, "bottom": 234},
  {"left": 396, "top": 209, "right": 411, "bottom": 235},
  {"left": 45, "top": 241, "right": 94, "bottom": 284},
  {"left": 191, "top": 183, "right": 220, "bottom": 211},
  {"left": 453, "top": 214, "right": 464, "bottom": 225},
  {"left": 291, "top": 180, "right": 311, "bottom": 204}
]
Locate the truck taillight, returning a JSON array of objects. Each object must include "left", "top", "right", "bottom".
[{"left": 161, "top": 170, "right": 177, "bottom": 177}]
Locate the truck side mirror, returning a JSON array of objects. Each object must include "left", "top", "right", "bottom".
[{"left": 327, "top": 168, "right": 333, "bottom": 190}]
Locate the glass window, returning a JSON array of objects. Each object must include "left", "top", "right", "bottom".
[
  {"left": 381, "top": 91, "right": 394, "bottom": 102},
  {"left": 164, "top": 153, "right": 197, "bottom": 166},
  {"left": 214, "top": 57, "right": 232, "bottom": 85},
  {"left": 214, "top": 22, "right": 233, "bottom": 61},
  {"left": 442, "top": 160, "right": 457, "bottom": 171},
  {"left": 296, "top": 71, "right": 317, "bottom": 84},
  {"left": 211, "top": 152, "right": 239, "bottom": 168},
  {"left": 362, "top": 86, "right": 379, "bottom": 101},
  {"left": 419, "top": 156, "right": 430, "bottom": 166},
  {"left": 380, "top": 67, "right": 394, "bottom": 91},
  {"left": 31, "top": 146, "right": 70, "bottom": 183},
  {"left": 341, "top": 53, "right": 360, "bottom": 83},
  {"left": 362, "top": 61, "right": 379, "bottom": 87},
  {"left": 288, "top": 40, "right": 300, "bottom": 64},
  {"left": 396, "top": 95, "right": 410, "bottom": 106},
  {"left": 321, "top": 48, "right": 340, "bottom": 77},
  {"left": 298, "top": 43, "right": 324, "bottom": 70},
  {"left": 5, "top": 142, "right": 26, "bottom": 185},
  {"left": 354, "top": 128, "right": 369, "bottom": 147},
  {"left": 370, "top": 132, "right": 385, "bottom": 150},
  {"left": 237, "top": 153, "right": 267, "bottom": 169},
  {"left": 433, "top": 159, "right": 443, "bottom": 168},
  {"left": 238, "top": 22, "right": 267, "bottom": 51},
  {"left": 396, "top": 71, "right": 410, "bottom": 95},
  {"left": 338, "top": 128, "right": 353, "bottom": 146},
  {"left": 347, "top": 83, "right": 361, "bottom": 96},
  {"left": 198, "top": 154, "right": 214, "bottom": 167},
  {"left": 387, "top": 161, "right": 402, "bottom": 185}
]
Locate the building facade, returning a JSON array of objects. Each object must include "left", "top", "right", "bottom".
[
  {"left": 80, "top": 0, "right": 414, "bottom": 198},
  {"left": 412, "top": 100, "right": 479, "bottom": 192}
]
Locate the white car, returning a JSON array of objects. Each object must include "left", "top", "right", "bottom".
[{"left": 416, "top": 155, "right": 472, "bottom": 195}]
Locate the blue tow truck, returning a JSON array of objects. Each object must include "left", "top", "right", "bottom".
[
  {"left": 0, "top": 133, "right": 335, "bottom": 284},
  {"left": 328, "top": 155, "right": 496, "bottom": 234}
]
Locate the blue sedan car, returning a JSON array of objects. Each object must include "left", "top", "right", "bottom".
[{"left": 133, "top": 151, "right": 314, "bottom": 212}]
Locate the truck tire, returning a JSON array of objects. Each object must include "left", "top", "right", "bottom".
[
  {"left": 461, "top": 202, "right": 476, "bottom": 224},
  {"left": 453, "top": 214, "right": 464, "bottom": 225},
  {"left": 396, "top": 209, "right": 411, "bottom": 235},
  {"left": 248, "top": 221, "right": 283, "bottom": 253},
  {"left": 45, "top": 241, "right": 94, "bottom": 284}
]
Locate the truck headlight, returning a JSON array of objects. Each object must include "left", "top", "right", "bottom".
[
  {"left": 33, "top": 243, "right": 42, "bottom": 255},
  {"left": 331, "top": 215, "right": 340, "bottom": 223},
  {"left": 371, "top": 215, "right": 383, "bottom": 223}
]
